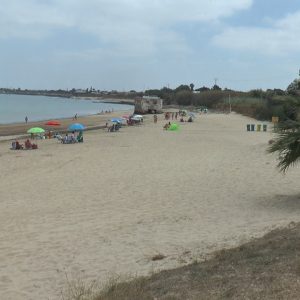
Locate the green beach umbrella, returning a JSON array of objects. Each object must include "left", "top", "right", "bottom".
[
  {"left": 168, "top": 123, "right": 180, "bottom": 131},
  {"left": 27, "top": 127, "right": 45, "bottom": 134}
]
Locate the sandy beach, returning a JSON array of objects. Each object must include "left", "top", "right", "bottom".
[
  {"left": 1, "top": 112, "right": 300, "bottom": 300},
  {"left": 0, "top": 110, "right": 130, "bottom": 138}
]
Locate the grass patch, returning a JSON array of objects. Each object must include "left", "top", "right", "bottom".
[{"left": 62, "top": 222, "right": 300, "bottom": 299}]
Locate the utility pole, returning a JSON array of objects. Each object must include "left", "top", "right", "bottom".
[
  {"left": 214, "top": 78, "right": 218, "bottom": 86},
  {"left": 229, "top": 94, "right": 231, "bottom": 113}
]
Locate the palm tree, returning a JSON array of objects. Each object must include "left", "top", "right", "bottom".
[{"left": 268, "top": 120, "right": 300, "bottom": 172}]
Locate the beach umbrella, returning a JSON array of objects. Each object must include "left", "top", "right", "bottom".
[
  {"left": 131, "top": 115, "right": 143, "bottom": 121},
  {"left": 45, "top": 120, "right": 61, "bottom": 126},
  {"left": 68, "top": 123, "right": 85, "bottom": 131},
  {"left": 133, "top": 114, "right": 143, "bottom": 119},
  {"left": 27, "top": 127, "right": 45, "bottom": 134},
  {"left": 168, "top": 123, "right": 180, "bottom": 131},
  {"left": 110, "top": 118, "right": 123, "bottom": 123},
  {"left": 188, "top": 112, "right": 196, "bottom": 118}
]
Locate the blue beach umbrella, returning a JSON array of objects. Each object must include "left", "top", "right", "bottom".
[
  {"left": 110, "top": 118, "right": 123, "bottom": 123},
  {"left": 188, "top": 112, "right": 196, "bottom": 118},
  {"left": 68, "top": 123, "right": 85, "bottom": 131}
]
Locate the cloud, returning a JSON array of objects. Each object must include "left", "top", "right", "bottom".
[
  {"left": 0, "top": 0, "right": 252, "bottom": 48},
  {"left": 213, "top": 10, "right": 300, "bottom": 55},
  {"left": 0, "top": 1, "right": 73, "bottom": 38}
]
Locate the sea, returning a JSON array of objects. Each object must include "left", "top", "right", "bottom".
[{"left": 0, "top": 94, "right": 133, "bottom": 124}]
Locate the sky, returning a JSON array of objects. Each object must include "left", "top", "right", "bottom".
[{"left": 0, "top": 0, "right": 300, "bottom": 91}]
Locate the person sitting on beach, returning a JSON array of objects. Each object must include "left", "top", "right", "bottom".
[
  {"left": 163, "top": 122, "right": 170, "bottom": 130},
  {"left": 70, "top": 131, "right": 76, "bottom": 143},
  {"left": 31, "top": 143, "right": 38, "bottom": 149},
  {"left": 11, "top": 141, "right": 17, "bottom": 150},
  {"left": 25, "top": 139, "right": 32, "bottom": 149},
  {"left": 187, "top": 116, "right": 193, "bottom": 122},
  {"left": 77, "top": 131, "right": 83, "bottom": 143},
  {"left": 180, "top": 117, "right": 185, "bottom": 122},
  {"left": 63, "top": 134, "right": 68, "bottom": 144},
  {"left": 15, "top": 140, "right": 23, "bottom": 150}
]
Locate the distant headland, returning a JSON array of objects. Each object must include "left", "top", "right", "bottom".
[{"left": 0, "top": 87, "right": 138, "bottom": 105}]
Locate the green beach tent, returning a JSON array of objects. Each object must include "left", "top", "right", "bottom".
[{"left": 168, "top": 123, "right": 180, "bottom": 131}]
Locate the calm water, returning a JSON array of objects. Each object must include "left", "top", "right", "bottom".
[{"left": 0, "top": 94, "right": 133, "bottom": 124}]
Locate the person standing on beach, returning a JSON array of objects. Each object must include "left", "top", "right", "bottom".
[
  {"left": 73, "top": 113, "right": 78, "bottom": 120},
  {"left": 153, "top": 115, "right": 158, "bottom": 123},
  {"left": 25, "top": 116, "right": 28, "bottom": 123}
]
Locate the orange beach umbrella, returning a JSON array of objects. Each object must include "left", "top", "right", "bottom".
[{"left": 45, "top": 120, "right": 61, "bottom": 126}]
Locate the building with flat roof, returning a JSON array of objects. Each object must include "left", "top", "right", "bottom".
[{"left": 134, "top": 96, "right": 163, "bottom": 114}]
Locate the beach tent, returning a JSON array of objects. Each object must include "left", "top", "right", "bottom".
[
  {"left": 68, "top": 123, "right": 85, "bottom": 131},
  {"left": 168, "top": 123, "right": 180, "bottom": 131}
]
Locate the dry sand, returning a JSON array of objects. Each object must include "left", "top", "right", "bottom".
[{"left": 0, "top": 112, "right": 299, "bottom": 299}]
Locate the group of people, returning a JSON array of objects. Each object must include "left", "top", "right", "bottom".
[
  {"left": 164, "top": 110, "right": 191, "bottom": 121},
  {"left": 61, "top": 131, "right": 83, "bottom": 144},
  {"left": 100, "top": 109, "right": 114, "bottom": 114},
  {"left": 180, "top": 116, "right": 193, "bottom": 122},
  {"left": 107, "top": 123, "right": 121, "bottom": 132},
  {"left": 164, "top": 112, "right": 179, "bottom": 120},
  {"left": 156, "top": 111, "right": 194, "bottom": 127},
  {"left": 11, "top": 139, "right": 38, "bottom": 150}
]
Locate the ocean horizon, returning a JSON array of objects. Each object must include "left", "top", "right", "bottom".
[{"left": 0, "top": 94, "right": 133, "bottom": 124}]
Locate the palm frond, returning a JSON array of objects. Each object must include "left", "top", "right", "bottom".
[{"left": 268, "top": 121, "right": 300, "bottom": 172}]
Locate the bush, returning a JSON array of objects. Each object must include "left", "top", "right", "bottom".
[{"left": 175, "top": 90, "right": 193, "bottom": 106}]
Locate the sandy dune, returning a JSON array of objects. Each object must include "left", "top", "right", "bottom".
[{"left": 0, "top": 113, "right": 299, "bottom": 299}]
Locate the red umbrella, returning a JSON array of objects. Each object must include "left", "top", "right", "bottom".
[{"left": 45, "top": 120, "right": 61, "bottom": 126}]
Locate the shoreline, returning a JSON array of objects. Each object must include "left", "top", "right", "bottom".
[{"left": 0, "top": 109, "right": 134, "bottom": 140}]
